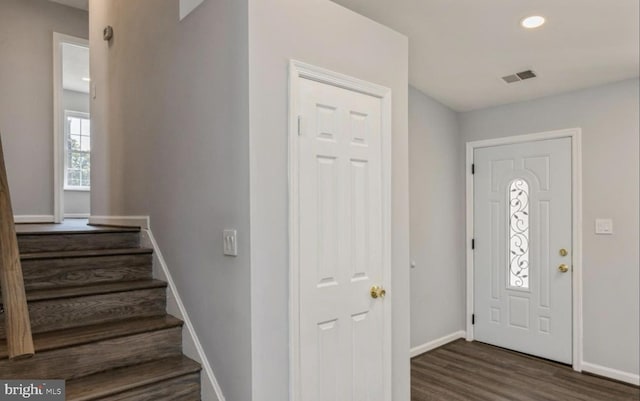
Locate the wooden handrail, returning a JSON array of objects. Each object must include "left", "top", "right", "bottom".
[{"left": 0, "top": 132, "right": 34, "bottom": 360}]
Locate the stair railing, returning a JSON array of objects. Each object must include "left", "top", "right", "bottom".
[{"left": 0, "top": 132, "right": 34, "bottom": 359}]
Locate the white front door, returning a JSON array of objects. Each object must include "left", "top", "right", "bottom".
[
  {"left": 473, "top": 137, "right": 572, "bottom": 363},
  {"left": 294, "top": 73, "right": 391, "bottom": 401}
]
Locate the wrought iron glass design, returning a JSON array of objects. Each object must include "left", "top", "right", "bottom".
[{"left": 509, "top": 179, "right": 529, "bottom": 288}]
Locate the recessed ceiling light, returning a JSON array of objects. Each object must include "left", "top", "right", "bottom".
[
  {"left": 82, "top": 77, "right": 91, "bottom": 82},
  {"left": 521, "top": 15, "right": 546, "bottom": 29}
]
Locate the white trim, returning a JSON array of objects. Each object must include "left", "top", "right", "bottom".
[
  {"left": 63, "top": 213, "right": 90, "bottom": 219},
  {"left": 581, "top": 362, "right": 640, "bottom": 386},
  {"left": 410, "top": 331, "right": 466, "bottom": 358},
  {"left": 14, "top": 215, "right": 56, "bottom": 224},
  {"left": 53, "top": 33, "right": 90, "bottom": 223},
  {"left": 465, "top": 128, "right": 583, "bottom": 371},
  {"left": 88, "top": 215, "right": 150, "bottom": 229},
  {"left": 142, "top": 228, "right": 226, "bottom": 401},
  {"left": 288, "top": 60, "right": 393, "bottom": 401}
]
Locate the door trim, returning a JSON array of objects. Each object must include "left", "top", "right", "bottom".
[
  {"left": 288, "top": 60, "right": 392, "bottom": 401},
  {"left": 53, "top": 32, "right": 90, "bottom": 223},
  {"left": 465, "top": 128, "right": 583, "bottom": 371}
]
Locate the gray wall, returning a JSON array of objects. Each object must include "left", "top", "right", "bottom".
[
  {"left": 460, "top": 78, "right": 640, "bottom": 377},
  {"left": 63, "top": 89, "right": 90, "bottom": 216},
  {"left": 0, "top": 0, "right": 88, "bottom": 216},
  {"left": 89, "top": 1, "right": 250, "bottom": 400},
  {"left": 409, "top": 86, "right": 465, "bottom": 348},
  {"left": 248, "top": 0, "right": 410, "bottom": 399}
]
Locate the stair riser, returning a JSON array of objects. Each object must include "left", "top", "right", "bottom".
[
  {"left": 18, "top": 232, "right": 140, "bottom": 253},
  {"left": 0, "top": 327, "right": 182, "bottom": 380},
  {"left": 20, "top": 254, "right": 153, "bottom": 291},
  {"left": 85, "top": 373, "right": 201, "bottom": 401},
  {"left": 0, "top": 288, "right": 166, "bottom": 337}
]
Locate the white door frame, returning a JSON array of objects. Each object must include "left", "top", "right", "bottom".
[
  {"left": 288, "top": 60, "right": 393, "bottom": 401},
  {"left": 53, "top": 32, "right": 90, "bottom": 223},
  {"left": 465, "top": 128, "right": 583, "bottom": 371}
]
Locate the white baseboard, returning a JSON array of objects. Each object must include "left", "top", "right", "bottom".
[
  {"left": 410, "top": 330, "right": 466, "bottom": 358},
  {"left": 64, "top": 213, "right": 90, "bottom": 219},
  {"left": 88, "top": 215, "right": 150, "bottom": 229},
  {"left": 141, "top": 228, "right": 225, "bottom": 401},
  {"left": 582, "top": 361, "right": 640, "bottom": 386},
  {"left": 14, "top": 215, "right": 55, "bottom": 223}
]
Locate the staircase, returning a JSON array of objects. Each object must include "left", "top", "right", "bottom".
[{"left": 0, "top": 224, "right": 201, "bottom": 400}]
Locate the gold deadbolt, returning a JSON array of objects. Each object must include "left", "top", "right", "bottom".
[
  {"left": 558, "top": 264, "right": 569, "bottom": 273},
  {"left": 559, "top": 248, "right": 568, "bottom": 257},
  {"left": 370, "top": 286, "right": 386, "bottom": 299}
]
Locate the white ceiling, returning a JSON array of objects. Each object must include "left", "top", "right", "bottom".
[
  {"left": 331, "top": 0, "right": 640, "bottom": 111},
  {"left": 63, "top": 43, "right": 90, "bottom": 94},
  {"left": 49, "top": 0, "right": 88, "bottom": 11}
]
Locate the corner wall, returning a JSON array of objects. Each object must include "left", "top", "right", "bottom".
[
  {"left": 89, "top": 1, "right": 251, "bottom": 400},
  {"left": 460, "top": 78, "right": 640, "bottom": 380},
  {"left": 248, "top": 0, "right": 410, "bottom": 399},
  {"left": 0, "top": 0, "right": 87, "bottom": 216},
  {"left": 408, "top": 87, "right": 465, "bottom": 352}
]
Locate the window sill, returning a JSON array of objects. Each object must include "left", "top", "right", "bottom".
[{"left": 64, "top": 187, "right": 91, "bottom": 192}]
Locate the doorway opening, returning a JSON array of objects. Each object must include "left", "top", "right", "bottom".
[{"left": 53, "top": 33, "right": 91, "bottom": 222}]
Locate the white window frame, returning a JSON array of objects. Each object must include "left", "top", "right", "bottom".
[{"left": 63, "top": 110, "right": 91, "bottom": 191}]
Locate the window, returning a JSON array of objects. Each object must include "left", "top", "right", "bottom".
[
  {"left": 64, "top": 111, "right": 91, "bottom": 190},
  {"left": 509, "top": 179, "right": 529, "bottom": 289}
]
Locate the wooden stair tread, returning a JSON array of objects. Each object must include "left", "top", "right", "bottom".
[
  {"left": 0, "top": 316, "right": 182, "bottom": 359},
  {"left": 16, "top": 226, "right": 140, "bottom": 235},
  {"left": 26, "top": 280, "right": 167, "bottom": 302},
  {"left": 66, "top": 356, "right": 201, "bottom": 401},
  {"left": 20, "top": 247, "right": 153, "bottom": 261}
]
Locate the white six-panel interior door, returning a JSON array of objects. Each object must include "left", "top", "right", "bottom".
[
  {"left": 473, "top": 137, "right": 573, "bottom": 364},
  {"left": 289, "top": 61, "right": 392, "bottom": 401}
]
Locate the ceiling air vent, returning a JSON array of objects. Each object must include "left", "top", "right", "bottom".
[{"left": 502, "top": 70, "right": 537, "bottom": 84}]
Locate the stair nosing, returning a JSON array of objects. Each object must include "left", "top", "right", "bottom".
[
  {"left": 20, "top": 248, "right": 153, "bottom": 261},
  {"left": 0, "top": 316, "right": 183, "bottom": 359},
  {"left": 66, "top": 356, "right": 201, "bottom": 401},
  {"left": 25, "top": 280, "right": 167, "bottom": 302},
  {"left": 16, "top": 228, "right": 141, "bottom": 236}
]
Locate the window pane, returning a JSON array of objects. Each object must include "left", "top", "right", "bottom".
[
  {"left": 67, "top": 169, "right": 81, "bottom": 186},
  {"left": 509, "top": 179, "right": 530, "bottom": 289},
  {"left": 69, "top": 134, "right": 81, "bottom": 150},
  {"left": 70, "top": 118, "right": 81, "bottom": 135},
  {"left": 81, "top": 119, "right": 91, "bottom": 135},
  {"left": 80, "top": 135, "right": 91, "bottom": 151},
  {"left": 81, "top": 169, "right": 90, "bottom": 187}
]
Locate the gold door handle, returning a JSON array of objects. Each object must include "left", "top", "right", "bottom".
[
  {"left": 370, "top": 286, "right": 386, "bottom": 299},
  {"left": 558, "top": 264, "right": 569, "bottom": 273},
  {"left": 559, "top": 248, "right": 568, "bottom": 257}
]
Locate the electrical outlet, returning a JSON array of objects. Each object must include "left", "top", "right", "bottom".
[{"left": 223, "top": 229, "right": 238, "bottom": 256}]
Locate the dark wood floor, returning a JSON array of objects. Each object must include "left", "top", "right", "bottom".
[{"left": 412, "top": 339, "right": 640, "bottom": 401}]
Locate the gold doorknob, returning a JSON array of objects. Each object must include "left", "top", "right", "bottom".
[
  {"left": 370, "top": 286, "right": 386, "bottom": 299},
  {"left": 559, "top": 248, "right": 568, "bottom": 257},
  {"left": 558, "top": 264, "right": 569, "bottom": 273}
]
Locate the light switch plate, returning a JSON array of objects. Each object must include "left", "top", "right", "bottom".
[
  {"left": 595, "top": 219, "right": 613, "bottom": 235},
  {"left": 223, "top": 229, "right": 238, "bottom": 256}
]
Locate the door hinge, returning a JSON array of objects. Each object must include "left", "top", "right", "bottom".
[
  {"left": 472, "top": 314, "right": 475, "bottom": 325},
  {"left": 471, "top": 163, "right": 475, "bottom": 174},
  {"left": 471, "top": 238, "right": 475, "bottom": 250},
  {"left": 297, "top": 115, "right": 302, "bottom": 136}
]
